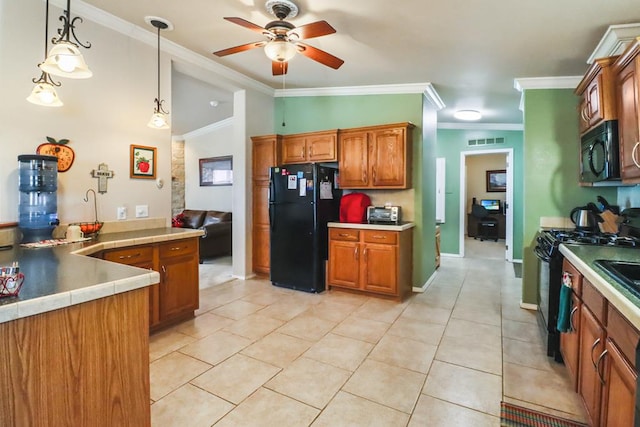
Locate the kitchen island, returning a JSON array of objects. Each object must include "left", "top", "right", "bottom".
[{"left": 0, "top": 227, "right": 202, "bottom": 427}]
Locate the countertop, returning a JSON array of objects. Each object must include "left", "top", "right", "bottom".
[
  {"left": 559, "top": 244, "right": 640, "bottom": 330},
  {"left": 0, "top": 227, "right": 204, "bottom": 324},
  {"left": 328, "top": 221, "right": 415, "bottom": 231}
]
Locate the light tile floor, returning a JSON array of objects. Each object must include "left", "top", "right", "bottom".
[{"left": 149, "top": 240, "right": 587, "bottom": 426}]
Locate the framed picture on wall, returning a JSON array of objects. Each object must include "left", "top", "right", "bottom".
[
  {"left": 486, "top": 169, "right": 506, "bottom": 192},
  {"left": 199, "top": 156, "right": 233, "bottom": 186},
  {"left": 130, "top": 144, "right": 157, "bottom": 179}
]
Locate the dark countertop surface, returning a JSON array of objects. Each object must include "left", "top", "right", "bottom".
[
  {"left": 0, "top": 227, "right": 203, "bottom": 324},
  {"left": 559, "top": 244, "right": 640, "bottom": 330}
]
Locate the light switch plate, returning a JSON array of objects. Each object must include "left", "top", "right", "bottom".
[
  {"left": 135, "top": 205, "right": 148, "bottom": 218},
  {"left": 117, "top": 207, "right": 127, "bottom": 220}
]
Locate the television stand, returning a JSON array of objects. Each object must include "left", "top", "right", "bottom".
[{"left": 467, "top": 212, "right": 505, "bottom": 239}]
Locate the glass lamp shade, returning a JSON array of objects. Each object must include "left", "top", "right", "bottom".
[
  {"left": 453, "top": 110, "right": 482, "bottom": 121},
  {"left": 148, "top": 111, "right": 169, "bottom": 129},
  {"left": 40, "top": 41, "right": 93, "bottom": 79},
  {"left": 26, "top": 82, "right": 63, "bottom": 107},
  {"left": 264, "top": 40, "right": 297, "bottom": 62}
]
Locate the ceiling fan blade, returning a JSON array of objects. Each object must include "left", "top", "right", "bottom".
[
  {"left": 272, "top": 61, "right": 289, "bottom": 76},
  {"left": 296, "top": 42, "right": 344, "bottom": 69},
  {"left": 213, "top": 41, "right": 265, "bottom": 57},
  {"left": 223, "top": 17, "right": 267, "bottom": 34},
  {"left": 287, "top": 20, "right": 336, "bottom": 40}
]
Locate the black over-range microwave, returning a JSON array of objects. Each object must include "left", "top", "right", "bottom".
[{"left": 580, "top": 120, "right": 620, "bottom": 183}]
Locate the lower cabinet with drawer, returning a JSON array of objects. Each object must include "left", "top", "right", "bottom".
[
  {"left": 327, "top": 227, "right": 413, "bottom": 300},
  {"left": 102, "top": 237, "right": 200, "bottom": 332}
]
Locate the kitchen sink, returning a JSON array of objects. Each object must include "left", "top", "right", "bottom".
[{"left": 594, "top": 259, "right": 640, "bottom": 299}]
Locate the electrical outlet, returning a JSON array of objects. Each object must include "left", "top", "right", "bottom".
[
  {"left": 117, "top": 207, "right": 127, "bottom": 220},
  {"left": 135, "top": 205, "right": 148, "bottom": 218}
]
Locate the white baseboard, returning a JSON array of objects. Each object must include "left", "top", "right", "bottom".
[
  {"left": 441, "top": 252, "right": 463, "bottom": 258},
  {"left": 520, "top": 301, "right": 537, "bottom": 311},
  {"left": 412, "top": 270, "right": 438, "bottom": 293}
]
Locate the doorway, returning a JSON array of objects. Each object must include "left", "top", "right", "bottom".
[{"left": 459, "top": 149, "right": 514, "bottom": 261}]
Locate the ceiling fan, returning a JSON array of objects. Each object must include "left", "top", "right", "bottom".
[{"left": 213, "top": 0, "right": 344, "bottom": 76}]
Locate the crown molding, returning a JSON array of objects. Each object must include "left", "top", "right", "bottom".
[
  {"left": 178, "top": 117, "right": 235, "bottom": 140},
  {"left": 438, "top": 122, "right": 523, "bottom": 131},
  {"left": 49, "top": 0, "right": 274, "bottom": 96},
  {"left": 274, "top": 83, "right": 434, "bottom": 98},
  {"left": 423, "top": 84, "right": 445, "bottom": 110},
  {"left": 513, "top": 76, "right": 582, "bottom": 92},
  {"left": 588, "top": 23, "right": 640, "bottom": 64}
]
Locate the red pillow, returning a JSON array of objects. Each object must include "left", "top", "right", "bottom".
[{"left": 172, "top": 213, "right": 185, "bottom": 228}]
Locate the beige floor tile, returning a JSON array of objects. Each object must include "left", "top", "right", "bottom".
[
  {"left": 211, "top": 299, "right": 266, "bottom": 320},
  {"left": 151, "top": 383, "right": 233, "bottom": 427},
  {"left": 302, "top": 300, "right": 358, "bottom": 323},
  {"left": 332, "top": 314, "right": 390, "bottom": 343},
  {"left": 191, "top": 354, "right": 281, "bottom": 404},
  {"left": 451, "top": 302, "right": 501, "bottom": 326},
  {"left": 311, "top": 391, "right": 409, "bottom": 426},
  {"left": 443, "top": 318, "right": 502, "bottom": 347},
  {"left": 150, "top": 352, "right": 212, "bottom": 401},
  {"left": 503, "top": 337, "right": 557, "bottom": 371},
  {"left": 222, "top": 314, "right": 284, "bottom": 341},
  {"left": 435, "top": 335, "right": 503, "bottom": 375},
  {"left": 179, "top": 330, "right": 252, "bottom": 365},
  {"left": 240, "top": 288, "right": 284, "bottom": 306},
  {"left": 149, "top": 329, "right": 196, "bottom": 362},
  {"left": 303, "top": 333, "right": 373, "bottom": 371},
  {"left": 502, "top": 318, "right": 544, "bottom": 343},
  {"left": 256, "top": 299, "right": 310, "bottom": 321},
  {"left": 400, "top": 303, "right": 452, "bottom": 325},
  {"left": 386, "top": 316, "right": 446, "bottom": 345},
  {"left": 410, "top": 291, "right": 459, "bottom": 309},
  {"left": 276, "top": 313, "right": 337, "bottom": 342},
  {"left": 215, "top": 387, "right": 319, "bottom": 427},
  {"left": 171, "top": 312, "right": 235, "bottom": 339},
  {"left": 408, "top": 394, "right": 500, "bottom": 427},
  {"left": 322, "top": 289, "right": 370, "bottom": 307},
  {"left": 353, "top": 298, "right": 406, "bottom": 323},
  {"left": 343, "top": 359, "right": 426, "bottom": 413},
  {"left": 265, "top": 357, "right": 351, "bottom": 409},
  {"left": 503, "top": 361, "right": 585, "bottom": 417},
  {"left": 502, "top": 302, "right": 538, "bottom": 324},
  {"left": 369, "top": 334, "right": 438, "bottom": 373},
  {"left": 423, "top": 360, "right": 501, "bottom": 416},
  {"left": 241, "top": 332, "right": 312, "bottom": 368}
]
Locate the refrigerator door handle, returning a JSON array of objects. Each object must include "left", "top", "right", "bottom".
[{"left": 269, "top": 203, "right": 275, "bottom": 232}]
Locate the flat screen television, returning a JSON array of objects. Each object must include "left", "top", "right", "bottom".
[{"left": 480, "top": 199, "right": 501, "bottom": 212}]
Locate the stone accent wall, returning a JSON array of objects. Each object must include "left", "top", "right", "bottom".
[{"left": 171, "top": 139, "right": 185, "bottom": 217}]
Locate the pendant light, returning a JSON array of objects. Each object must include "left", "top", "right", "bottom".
[
  {"left": 28, "top": 0, "right": 63, "bottom": 107},
  {"left": 40, "top": 0, "right": 92, "bottom": 79},
  {"left": 147, "top": 18, "right": 170, "bottom": 130}
]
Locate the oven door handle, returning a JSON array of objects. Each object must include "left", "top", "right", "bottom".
[{"left": 534, "top": 246, "right": 551, "bottom": 263}]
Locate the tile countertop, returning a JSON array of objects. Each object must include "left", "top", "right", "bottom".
[
  {"left": 560, "top": 244, "right": 640, "bottom": 330},
  {"left": 328, "top": 221, "right": 415, "bottom": 231},
  {"left": 0, "top": 227, "right": 204, "bottom": 324}
]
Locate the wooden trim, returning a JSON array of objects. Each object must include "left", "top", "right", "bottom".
[
  {"left": 576, "top": 56, "right": 618, "bottom": 95},
  {"left": 0, "top": 222, "right": 17, "bottom": 229}
]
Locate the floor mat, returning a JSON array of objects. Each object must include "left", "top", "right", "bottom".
[
  {"left": 513, "top": 262, "right": 523, "bottom": 278},
  {"left": 500, "top": 402, "right": 587, "bottom": 427}
]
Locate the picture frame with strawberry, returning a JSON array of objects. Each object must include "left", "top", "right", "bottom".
[{"left": 130, "top": 144, "right": 157, "bottom": 179}]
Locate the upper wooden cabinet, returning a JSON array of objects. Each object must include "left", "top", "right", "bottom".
[
  {"left": 338, "top": 122, "right": 414, "bottom": 189},
  {"left": 282, "top": 130, "right": 337, "bottom": 164},
  {"left": 614, "top": 37, "right": 640, "bottom": 183},
  {"left": 251, "top": 135, "right": 282, "bottom": 181},
  {"left": 575, "top": 56, "right": 618, "bottom": 135}
]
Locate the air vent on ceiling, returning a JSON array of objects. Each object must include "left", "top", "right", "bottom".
[{"left": 468, "top": 137, "right": 505, "bottom": 146}]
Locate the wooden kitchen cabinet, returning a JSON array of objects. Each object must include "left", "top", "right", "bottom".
[
  {"left": 614, "top": 37, "right": 640, "bottom": 183},
  {"left": 102, "top": 237, "right": 199, "bottom": 331},
  {"left": 251, "top": 135, "right": 281, "bottom": 275},
  {"left": 338, "top": 122, "right": 414, "bottom": 189},
  {"left": 575, "top": 56, "right": 618, "bottom": 135},
  {"left": 282, "top": 130, "right": 337, "bottom": 164},
  {"left": 601, "top": 337, "right": 637, "bottom": 427},
  {"left": 327, "top": 227, "right": 412, "bottom": 300},
  {"left": 578, "top": 301, "right": 606, "bottom": 427}
]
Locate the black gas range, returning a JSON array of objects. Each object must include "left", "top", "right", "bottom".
[{"left": 534, "top": 228, "right": 640, "bottom": 362}]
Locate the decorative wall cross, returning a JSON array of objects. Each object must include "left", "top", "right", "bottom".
[{"left": 90, "top": 163, "right": 114, "bottom": 194}]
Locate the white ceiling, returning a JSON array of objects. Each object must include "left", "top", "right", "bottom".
[{"left": 78, "top": 0, "right": 640, "bottom": 130}]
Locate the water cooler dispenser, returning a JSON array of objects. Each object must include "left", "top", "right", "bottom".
[{"left": 18, "top": 154, "right": 59, "bottom": 243}]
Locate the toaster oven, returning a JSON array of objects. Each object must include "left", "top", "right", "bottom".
[{"left": 366, "top": 206, "right": 401, "bottom": 224}]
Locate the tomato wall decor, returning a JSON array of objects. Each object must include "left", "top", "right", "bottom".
[{"left": 36, "top": 136, "right": 75, "bottom": 172}]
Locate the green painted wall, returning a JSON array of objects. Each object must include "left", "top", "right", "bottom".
[
  {"left": 522, "top": 89, "right": 617, "bottom": 304},
  {"left": 435, "top": 129, "right": 524, "bottom": 259},
  {"left": 274, "top": 94, "right": 435, "bottom": 286}
]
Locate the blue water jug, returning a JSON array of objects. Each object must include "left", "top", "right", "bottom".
[{"left": 18, "top": 155, "right": 59, "bottom": 242}]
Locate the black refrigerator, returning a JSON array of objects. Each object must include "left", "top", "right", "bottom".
[{"left": 269, "top": 163, "right": 342, "bottom": 292}]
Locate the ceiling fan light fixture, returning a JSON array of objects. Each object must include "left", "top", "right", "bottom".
[
  {"left": 264, "top": 39, "right": 297, "bottom": 62},
  {"left": 454, "top": 110, "right": 482, "bottom": 121}
]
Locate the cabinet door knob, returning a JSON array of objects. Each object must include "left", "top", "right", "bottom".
[
  {"left": 569, "top": 306, "right": 578, "bottom": 332},
  {"left": 632, "top": 142, "right": 640, "bottom": 168},
  {"left": 596, "top": 349, "right": 608, "bottom": 385},
  {"left": 590, "top": 337, "right": 601, "bottom": 369},
  {"left": 354, "top": 246, "right": 359, "bottom": 260}
]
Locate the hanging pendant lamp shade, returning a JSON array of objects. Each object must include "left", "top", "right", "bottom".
[
  {"left": 41, "top": 0, "right": 92, "bottom": 79},
  {"left": 147, "top": 18, "right": 171, "bottom": 130},
  {"left": 28, "top": 0, "right": 63, "bottom": 107}
]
